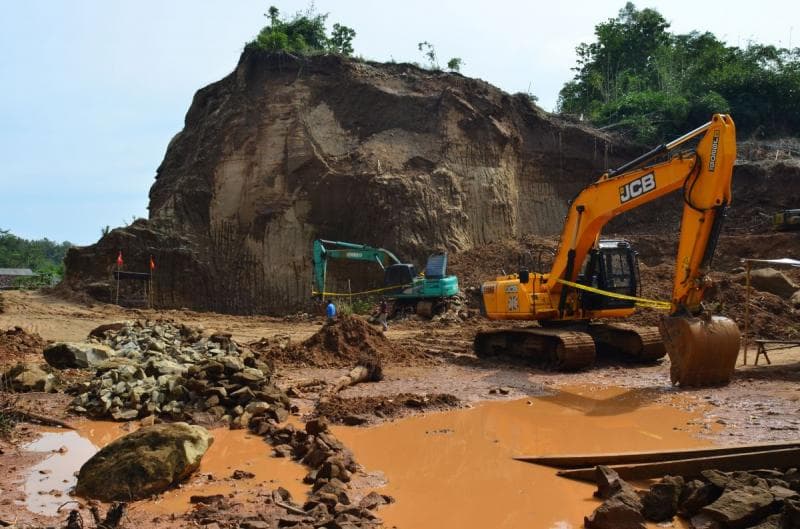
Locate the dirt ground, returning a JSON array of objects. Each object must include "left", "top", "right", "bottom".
[{"left": 1, "top": 289, "right": 800, "bottom": 529}]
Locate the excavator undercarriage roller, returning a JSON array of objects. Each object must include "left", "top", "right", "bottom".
[{"left": 659, "top": 315, "right": 740, "bottom": 386}]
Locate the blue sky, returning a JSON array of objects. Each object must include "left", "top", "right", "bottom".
[{"left": 1, "top": 1, "right": 796, "bottom": 245}]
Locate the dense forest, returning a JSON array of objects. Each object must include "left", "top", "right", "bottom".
[
  {"left": 0, "top": 229, "right": 71, "bottom": 277},
  {"left": 558, "top": 2, "right": 800, "bottom": 144}
]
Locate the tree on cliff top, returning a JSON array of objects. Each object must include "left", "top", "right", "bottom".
[
  {"left": 248, "top": 5, "right": 356, "bottom": 56},
  {"left": 558, "top": 2, "right": 800, "bottom": 143}
]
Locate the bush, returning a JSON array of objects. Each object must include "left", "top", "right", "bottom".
[{"left": 248, "top": 5, "right": 356, "bottom": 56}]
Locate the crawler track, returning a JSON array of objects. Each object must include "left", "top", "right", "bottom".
[
  {"left": 474, "top": 327, "right": 596, "bottom": 371},
  {"left": 587, "top": 322, "right": 666, "bottom": 362}
]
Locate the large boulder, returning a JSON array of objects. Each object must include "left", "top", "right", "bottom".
[
  {"left": 584, "top": 496, "right": 646, "bottom": 529},
  {"left": 738, "top": 268, "right": 799, "bottom": 299},
  {"left": 700, "top": 486, "right": 775, "bottom": 528},
  {"left": 43, "top": 342, "right": 115, "bottom": 369},
  {"left": 75, "top": 423, "right": 213, "bottom": 501},
  {"left": 2, "top": 362, "right": 54, "bottom": 392}
]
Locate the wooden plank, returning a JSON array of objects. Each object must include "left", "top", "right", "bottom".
[
  {"left": 514, "top": 440, "right": 800, "bottom": 469},
  {"left": 555, "top": 447, "right": 800, "bottom": 483}
]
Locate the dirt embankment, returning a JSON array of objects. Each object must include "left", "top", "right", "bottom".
[{"left": 63, "top": 51, "right": 636, "bottom": 315}]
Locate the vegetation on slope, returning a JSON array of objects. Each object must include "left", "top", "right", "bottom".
[{"left": 558, "top": 2, "right": 800, "bottom": 143}]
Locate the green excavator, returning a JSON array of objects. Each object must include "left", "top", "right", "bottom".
[{"left": 312, "top": 239, "right": 459, "bottom": 316}]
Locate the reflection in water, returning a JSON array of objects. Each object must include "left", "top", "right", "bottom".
[
  {"left": 334, "top": 385, "right": 710, "bottom": 529},
  {"left": 143, "top": 427, "right": 308, "bottom": 515},
  {"left": 22, "top": 422, "right": 307, "bottom": 517},
  {"left": 24, "top": 431, "right": 99, "bottom": 516}
]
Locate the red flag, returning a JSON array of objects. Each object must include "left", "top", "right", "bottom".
[
  {"left": 116, "top": 251, "right": 123, "bottom": 267},
  {"left": 149, "top": 256, "right": 155, "bottom": 271}
]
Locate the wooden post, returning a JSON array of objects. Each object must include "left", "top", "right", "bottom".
[
  {"left": 348, "top": 279, "right": 352, "bottom": 312},
  {"left": 115, "top": 265, "right": 120, "bottom": 306},
  {"left": 743, "top": 260, "right": 751, "bottom": 365}
]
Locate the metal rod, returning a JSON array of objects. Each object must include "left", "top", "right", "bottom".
[
  {"left": 744, "top": 261, "right": 751, "bottom": 365},
  {"left": 666, "top": 120, "right": 712, "bottom": 150}
]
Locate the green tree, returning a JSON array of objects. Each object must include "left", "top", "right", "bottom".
[
  {"left": 329, "top": 23, "right": 356, "bottom": 55},
  {"left": 558, "top": 2, "right": 800, "bottom": 143},
  {"left": 447, "top": 57, "right": 463, "bottom": 72},
  {"left": 0, "top": 228, "right": 71, "bottom": 278},
  {"left": 248, "top": 4, "right": 356, "bottom": 57}
]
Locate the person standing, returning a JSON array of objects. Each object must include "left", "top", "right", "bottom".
[
  {"left": 378, "top": 298, "right": 388, "bottom": 332},
  {"left": 326, "top": 300, "right": 336, "bottom": 321}
]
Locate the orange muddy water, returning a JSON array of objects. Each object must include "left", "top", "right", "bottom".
[
  {"left": 22, "top": 421, "right": 306, "bottom": 516},
  {"left": 334, "top": 385, "right": 712, "bottom": 529}
]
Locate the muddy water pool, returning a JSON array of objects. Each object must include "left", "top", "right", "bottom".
[
  {"left": 334, "top": 385, "right": 711, "bottom": 529},
  {"left": 21, "top": 421, "right": 306, "bottom": 516}
]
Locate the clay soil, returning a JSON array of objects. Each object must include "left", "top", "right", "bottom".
[{"left": 1, "top": 287, "right": 800, "bottom": 529}]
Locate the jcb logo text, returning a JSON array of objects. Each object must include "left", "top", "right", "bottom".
[{"left": 619, "top": 173, "right": 655, "bottom": 203}]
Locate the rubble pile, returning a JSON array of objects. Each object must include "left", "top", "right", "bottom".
[
  {"left": 70, "top": 321, "right": 289, "bottom": 425},
  {"left": 585, "top": 465, "right": 800, "bottom": 529},
  {"left": 249, "top": 417, "right": 393, "bottom": 527}
]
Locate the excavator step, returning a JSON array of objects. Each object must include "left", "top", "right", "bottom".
[{"left": 474, "top": 328, "right": 596, "bottom": 371}]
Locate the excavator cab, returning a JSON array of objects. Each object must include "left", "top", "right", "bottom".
[
  {"left": 383, "top": 264, "right": 416, "bottom": 294},
  {"left": 579, "top": 240, "right": 639, "bottom": 311}
]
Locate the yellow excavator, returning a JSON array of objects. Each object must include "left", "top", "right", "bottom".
[{"left": 476, "top": 114, "right": 741, "bottom": 387}]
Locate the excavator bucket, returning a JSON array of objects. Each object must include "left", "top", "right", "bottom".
[{"left": 659, "top": 315, "right": 740, "bottom": 387}]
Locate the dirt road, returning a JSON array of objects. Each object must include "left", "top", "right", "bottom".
[{"left": 2, "top": 290, "right": 799, "bottom": 529}]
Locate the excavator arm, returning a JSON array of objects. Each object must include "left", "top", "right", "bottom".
[
  {"left": 549, "top": 114, "right": 736, "bottom": 316},
  {"left": 312, "top": 239, "right": 401, "bottom": 297}
]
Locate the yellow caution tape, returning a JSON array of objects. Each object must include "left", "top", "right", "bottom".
[
  {"left": 556, "top": 279, "right": 672, "bottom": 311},
  {"left": 312, "top": 282, "right": 414, "bottom": 298}
]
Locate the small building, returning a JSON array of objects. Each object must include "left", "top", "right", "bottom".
[{"left": 0, "top": 268, "right": 35, "bottom": 289}]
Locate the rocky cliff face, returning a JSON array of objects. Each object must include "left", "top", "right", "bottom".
[{"left": 65, "top": 51, "right": 634, "bottom": 314}]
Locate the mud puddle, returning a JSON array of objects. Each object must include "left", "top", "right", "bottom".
[
  {"left": 21, "top": 421, "right": 306, "bottom": 517},
  {"left": 333, "top": 385, "right": 712, "bottom": 529}
]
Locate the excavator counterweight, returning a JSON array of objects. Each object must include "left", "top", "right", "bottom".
[{"left": 476, "top": 114, "right": 741, "bottom": 387}]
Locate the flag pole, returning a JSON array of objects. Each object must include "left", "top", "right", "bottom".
[
  {"left": 115, "top": 251, "right": 123, "bottom": 306},
  {"left": 115, "top": 262, "right": 120, "bottom": 305}
]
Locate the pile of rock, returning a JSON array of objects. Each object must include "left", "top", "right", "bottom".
[
  {"left": 431, "top": 294, "right": 474, "bottom": 325},
  {"left": 585, "top": 465, "right": 800, "bottom": 529},
  {"left": 68, "top": 321, "right": 289, "bottom": 425},
  {"left": 250, "top": 417, "right": 392, "bottom": 527}
]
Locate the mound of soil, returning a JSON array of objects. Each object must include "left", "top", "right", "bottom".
[
  {"left": 0, "top": 327, "right": 48, "bottom": 367},
  {"left": 315, "top": 393, "right": 461, "bottom": 424},
  {"left": 262, "top": 315, "right": 434, "bottom": 368},
  {"left": 629, "top": 264, "right": 799, "bottom": 340}
]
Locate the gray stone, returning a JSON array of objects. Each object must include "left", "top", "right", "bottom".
[
  {"left": 690, "top": 512, "right": 722, "bottom": 529},
  {"left": 3, "top": 363, "right": 54, "bottom": 392},
  {"left": 748, "top": 514, "right": 781, "bottom": 529},
  {"left": 44, "top": 342, "right": 116, "bottom": 369},
  {"left": 244, "top": 401, "right": 270, "bottom": 416},
  {"left": 791, "top": 290, "right": 800, "bottom": 309},
  {"left": 680, "top": 479, "right": 722, "bottom": 517},
  {"left": 584, "top": 496, "right": 646, "bottom": 529},
  {"left": 740, "top": 268, "right": 799, "bottom": 299},
  {"left": 701, "top": 486, "right": 775, "bottom": 528},
  {"left": 76, "top": 422, "right": 213, "bottom": 501},
  {"left": 642, "top": 475, "right": 684, "bottom": 522}
]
